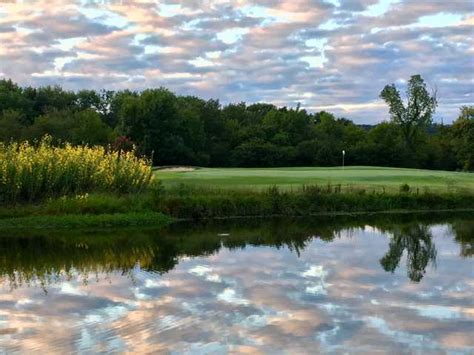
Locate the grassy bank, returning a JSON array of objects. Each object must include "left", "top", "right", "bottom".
[
  {"left": 1, "top": 160, "right": 472, "bottom": 228},
  {"left": 153, "top": 185, "right": 474, "bottom": 219},
  {"left": 156, "top": 166, "right": 474, "bottom": 193},
  {"left": 0, "top": 184, "right": 472, "bottom": 228}
]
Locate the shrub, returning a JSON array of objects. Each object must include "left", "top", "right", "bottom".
[
  {"left": 399, "top": 183, "right": 411, "bottom": 193},
  {"left": 0, "top": 136, "right": 153, "bottom": 203}
]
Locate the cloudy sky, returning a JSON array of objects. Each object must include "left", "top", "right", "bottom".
[{"left": 0, "top": 0, "right": 473, "bottom": 123}]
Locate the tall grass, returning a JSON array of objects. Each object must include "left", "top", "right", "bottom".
[
  {"left": 0, "top": 183, "right": 471, "bottom": 226},
  {"left": 150, "top": 184, "right": 474, "bottom": 219},
  {"left": 0, "top": 136, "right": 153, "bottom": 203}
]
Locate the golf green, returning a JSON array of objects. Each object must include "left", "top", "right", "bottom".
[{"left": 155, "top": 166, "right": 474, "bottom": 193}]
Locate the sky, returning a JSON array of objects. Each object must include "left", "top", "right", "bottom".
[{"left": 0, "top": 0, "right": 473, "bottom": 123}]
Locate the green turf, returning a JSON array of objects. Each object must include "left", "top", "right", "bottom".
[{"left": 155, "top": 166, "right": 474, "bottom": 193}]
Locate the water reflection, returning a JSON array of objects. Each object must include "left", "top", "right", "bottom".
[
  {"left": 451, "top": 220, "right": 474, "bottom": 257},
  {"left": 380, "top": 224, "right": 437, "bottom": 282},
  {"left": 0, "top": 215, "right": 471, "bottom": 289},
  {"left": 0, "top": 213, "right": 472, "bottom": 353}
]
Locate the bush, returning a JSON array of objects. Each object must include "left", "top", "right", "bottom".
[
  {"left": 399, "top": 184, "right": 411, "bottom": 193},
  {"left": 0, "top": 136, "right": 153, "bottom": 203}
]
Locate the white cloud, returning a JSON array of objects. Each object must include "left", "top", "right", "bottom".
[{"left": 217, "top": 288, "right": 249, "bottom": 305}]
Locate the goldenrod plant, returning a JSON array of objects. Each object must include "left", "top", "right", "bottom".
[{"left": 0, "top": 136, "right": 152, "bottom": 203}]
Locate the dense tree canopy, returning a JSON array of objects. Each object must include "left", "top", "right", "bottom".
[
  {"left": 0, "top": 78, "right": 471, "bottom": 171},
  {"left": 451, "top": 106, "right": 474, "bottom": 171}
]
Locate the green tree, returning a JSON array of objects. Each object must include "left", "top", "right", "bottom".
[
  {"left": 28, "top": 109, "right": 73, "bottom": 142},
  {"left": 423, "top": 125, "right": 457, "bottom": 171},
  {"left": 69, "top": 109, "right": 114, "bottom": 145},
  {"left": 0, "top": 78, "right": 464, "bottom": 170},
  {"left": 78, "top": 89, "right": 117, "bottom": 127},
  {"left": 28, "top": 109, "right": 113, "bottom": 145},
  {"left": 231, "top": 139, "right": 284, "bottom": 167},
  {"left": 118, "top": 88, "right": 182, "bottom": 164},
  {"left": 380, "top": 75, "right": 437, "bottom": 148},
  {"left": 451, "top": 106, "right": 474, "bottom": 170},
  {"left": 363, "top": 123, "right": 409, "bottom": 167},
  {"left": 175, "top": 96, "right": 209, "bottom": 165},
  {"left": 0, "top": 79, "right": 35, "bottom": 123},
  {"left": 309, "top": 112, "right": 366, "bottom": 167},
  {"left": 0, "top": 109, "right": 26, "bottom": 141},
  {"left": 27, "top": 85, "right": 77, "bottom": 117}
]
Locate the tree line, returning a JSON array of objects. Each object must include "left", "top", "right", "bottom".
[{"left": 0, "top": 77, "right": 472, "bottom": 170}]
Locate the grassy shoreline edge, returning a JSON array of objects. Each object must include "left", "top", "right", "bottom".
[
  {"left": 1, "top": 185, "right": 473, "bottom": 229},
  {"left": 0, "top": 208, "right": 473, "bottom": 230},
  {"left": 0, "top": 212, "right": 174, "bottom": 230}
]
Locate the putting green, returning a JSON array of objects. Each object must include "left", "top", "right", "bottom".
[{"left": 155, "top": 166, "right": 474, "bottom": 193}]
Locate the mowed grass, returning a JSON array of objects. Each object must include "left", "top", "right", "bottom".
[{"left": 155, "top": 166, "right": 474, "bottom": 193}]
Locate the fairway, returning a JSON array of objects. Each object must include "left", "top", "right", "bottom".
[{"left": 155, "top": 166, "right": 474, "bottom": 193}]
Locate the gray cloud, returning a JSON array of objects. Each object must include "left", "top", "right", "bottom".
[{"left": 0, "top": 0, "right": 472, "bottom": 123}]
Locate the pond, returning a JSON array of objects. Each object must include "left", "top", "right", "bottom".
[{"left": 0, "top": 213, "right": 473, "bottom": 353}]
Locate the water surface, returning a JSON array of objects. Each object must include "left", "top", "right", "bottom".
[{"left": 0, "top": 214, "right": 473, "bottom": 353}]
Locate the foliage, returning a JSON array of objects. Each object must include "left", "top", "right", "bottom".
[
  {"left": 451, "top": 106, "right": 474, "bottom": 170},
  {"left": 119, "top": 88, "right": 179, "bottom": 162},
  {"left": 0, "top": 136, "right": 153, "bottom": 203},
  {"left": 150, "top": 185, "right": 474, "bottom": 220},
  {"left": 0, "top": 109, "right": 25, "bottom": 141},
  {"left": 0, "top": 78, "right": 472, "bottom": 171},
  {"left": 29, "top": 109, "right": 114, "bottom": 145},
  {"left": 380, "top": 74, "right": 437, "bottom": 148}
]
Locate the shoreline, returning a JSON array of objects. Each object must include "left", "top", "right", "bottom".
[
  {"left": 0, "top": 212, "right": 174, "bottom": 230},
  {"left": 0, "top": 207, "right": 472, "bottom": 230},
  {"left": 1, "top": 183, "right": 473, "bottom": 230}
]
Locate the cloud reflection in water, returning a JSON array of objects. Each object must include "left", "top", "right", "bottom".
[{"left": 0, "top": 216, "right": 472, "bottom": 353}]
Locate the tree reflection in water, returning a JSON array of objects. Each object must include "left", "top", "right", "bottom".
[
  {"left": 379, "top": 224, "right": 437, "bottom": 282},
  {"left": 0, "top": 215, "right": 471, "bottom": 289},
  {"left": 450, "top": 220, "right": 474, "bottom": 257}
]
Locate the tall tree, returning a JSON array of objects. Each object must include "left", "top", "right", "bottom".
[{"left": 380, "top": 75, "right": 437, "bottom": 148}]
